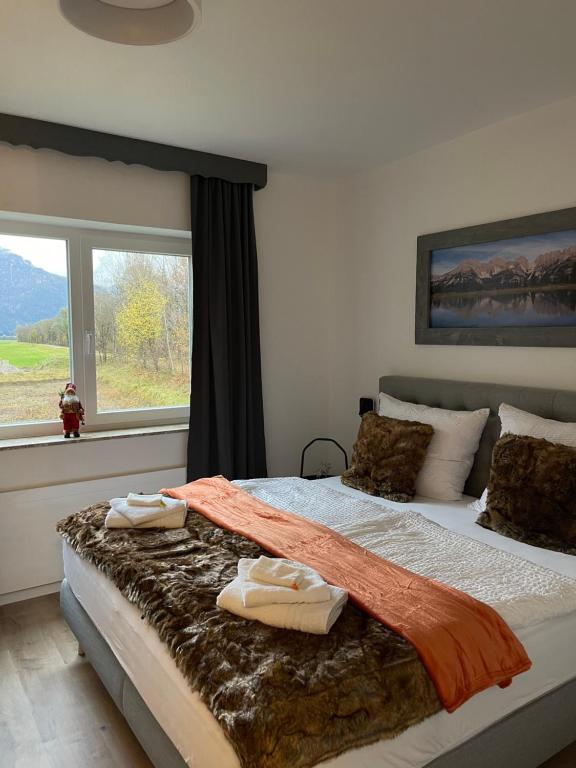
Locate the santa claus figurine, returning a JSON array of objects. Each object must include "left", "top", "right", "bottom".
[{"left": 59, "top": 382, "right": 85, "bottom": 438}]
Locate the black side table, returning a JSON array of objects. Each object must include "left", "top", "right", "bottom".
[{"left": 299, "top": 438, "right": 349, "bottom": 480}]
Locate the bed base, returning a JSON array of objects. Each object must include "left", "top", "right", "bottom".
[
  {"left": 61, "top": 579, "right": 186, "bottom": 768},
  {"left": 60, "top": 579, "right": 576, "bottom": 768}
]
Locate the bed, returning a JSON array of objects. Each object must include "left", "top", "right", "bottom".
[{"left": 60, "top": 376, "right": 576, "bottom": 768}]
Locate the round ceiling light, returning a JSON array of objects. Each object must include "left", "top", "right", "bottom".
[
  {"left": 100, "top": 1, "right": 175, "bottom": 8},
  {"left": 59, "top": 0, "right": 201, "bottom": 46}
]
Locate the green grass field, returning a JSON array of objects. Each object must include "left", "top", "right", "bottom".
[
  {"left": 97, "top": 362, "right": 189, "bottom": 411},
  {"left": 0, "top": 340, "right": 70, "bottom": 368},
  {"left": 0, "top": 340, "right": 189, "bottom": 424}
]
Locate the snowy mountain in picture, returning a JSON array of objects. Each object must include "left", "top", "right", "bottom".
[
  {"left": 432, "top": 248, "right": 576, "bottom": 294},
  {"left": 430, "top": 230, "right": 576, "bottom": 328}
]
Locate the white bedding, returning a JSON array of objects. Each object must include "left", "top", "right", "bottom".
[
  {"left": 63, "top": 477, "right": 576, "bottom": 768},
  {"left": 235, "top": 478, "right": 576, "bottom": 629}
]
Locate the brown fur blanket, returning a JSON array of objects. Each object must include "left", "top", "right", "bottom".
[{"left": 57, "top": 503, "right": 440, "bottom": 768}]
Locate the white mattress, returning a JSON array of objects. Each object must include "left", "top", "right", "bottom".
[{"left": 63, "top": 478, "right": 576, "bottom": 768}]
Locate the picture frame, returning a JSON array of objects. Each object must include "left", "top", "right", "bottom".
[{"left": 415, "top": 206, "right": 576, "bottom": 347}]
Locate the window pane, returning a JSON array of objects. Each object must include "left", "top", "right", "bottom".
[
  {"left": 93, "top": 249, "right": 191, "bottom": 413},
  {"left": 0, "top": 234, "right": 71, "bottom": 424}
]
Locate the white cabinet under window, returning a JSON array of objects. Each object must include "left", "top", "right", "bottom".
[{"left": 0, "top": 215, "right": 192, "bottom": 439}]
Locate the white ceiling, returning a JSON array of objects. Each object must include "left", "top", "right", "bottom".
[{"left": 2, "top": 0, "right": 576, "bottom": 174}]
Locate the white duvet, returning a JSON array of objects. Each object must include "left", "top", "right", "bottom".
[{"left": 235, "top": 477, "right": 576, "bottom": 629}]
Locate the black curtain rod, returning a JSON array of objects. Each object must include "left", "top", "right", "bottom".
[{"left": 0, "top": 112, "right": 267, "bottom": 190}]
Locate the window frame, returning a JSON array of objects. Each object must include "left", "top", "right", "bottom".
[{"left": 0, "top": 214, "right": 192, "bottom": 440}]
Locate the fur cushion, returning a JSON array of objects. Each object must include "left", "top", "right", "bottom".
[
  {"left": 342, "top": 411, "right": 434, "bottom": 502},
  {"left": 477, "top": 434, "right": 576, "bottom": 554}
]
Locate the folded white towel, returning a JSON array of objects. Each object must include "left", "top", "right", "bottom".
[
  {"left": 217, "top": 574, "right": 347, "bottom": 635},
  {"left": 238, "top": 559, "right": 331, "bottom": 607},
  {"left": 127, "top": 492, "right": 165, "bottom": 507},
  {"left": 109, "top": 497, "right": 186, "bottom": 525},
  {"left": 105, "top": 508, "right": 186, "bottom": 529},
  {"left": 248, "top": 555, "right": 306, "bottom": 589},
  {"left": 105, "top": 497, "right": 187, "bottom": 529}
]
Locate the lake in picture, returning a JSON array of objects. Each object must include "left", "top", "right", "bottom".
[{"left": 430, "top": 229, "right": 576, "bottom": 328}]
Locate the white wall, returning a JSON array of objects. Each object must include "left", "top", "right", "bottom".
[
  {"left": 255, "top": 172, "right": 343, "bottom": 475},
  {"left": 0, "top": 432, "right": 189, "bottom": 493},
  {"left": 329, "top": 95, "right": 576, "bottom": 449},
  {"left": 0, "top": 143, "right": 191, "bottom": 230}
]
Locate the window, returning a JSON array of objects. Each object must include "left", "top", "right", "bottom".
[
  {"left": 0, "top": 234, "right": 71, "bottom": 426},
  {"left": 92, "top": 249, "right": 191, "bottom": 413},
  {"left": 0, "top": 217, "right": 192, "bottom": 439}
]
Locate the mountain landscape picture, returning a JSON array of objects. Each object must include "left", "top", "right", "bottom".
[{"left": 430, "top": 229, "right": 576, "bottom": 328}]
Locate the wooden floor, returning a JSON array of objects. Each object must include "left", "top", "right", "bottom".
[
  {"left": 0, "top": 594, "right": 152, "bottom": 768},
  {"left": 1, "top": 595, "right": 576, "bottom": 768}
]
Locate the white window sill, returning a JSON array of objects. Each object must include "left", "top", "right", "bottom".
[{"left": 0, "top": 424, "right": 188, "bottom": 452}]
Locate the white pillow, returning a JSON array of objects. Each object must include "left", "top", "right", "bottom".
[
  {"left": 468, "top": 487, "right": 488, "bottom": 513},
  {"left": 499, "top": 403, "right": 576, "bottom": 447},
  {"left": 378, "top": 393, "right": 489, "bottom": 501},
  {"left": 469, "top": 403, "right": 576, "bottom": 513}
]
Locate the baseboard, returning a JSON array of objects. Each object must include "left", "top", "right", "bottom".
[{"left": 0, "top": 580, "right": 61, "bottom": 606}]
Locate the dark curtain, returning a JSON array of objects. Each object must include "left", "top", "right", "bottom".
[{"left": 187, "top": 176, "right": 267, "bottom": 480}]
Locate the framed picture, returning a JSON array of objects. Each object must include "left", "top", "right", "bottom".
[{"left": 415, "top": 206, "right": 576, "bottom": 347}]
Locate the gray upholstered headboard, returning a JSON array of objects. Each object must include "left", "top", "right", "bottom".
[{"left": 379, "top": 376, "right": 576, "bottom": 498}]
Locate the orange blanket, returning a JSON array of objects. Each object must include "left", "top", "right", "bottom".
[{"left": 162, "top": 476, "right": 531, "bottom": 712}]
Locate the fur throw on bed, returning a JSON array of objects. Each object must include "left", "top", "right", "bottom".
[
  {"left": 57, "top": 503, "right": 440, "bottom": 768},
  {"left": 477, "top": 434, "right": 576, "bottom": 555},
  {"left": 342, "top": 411, "right": 434, "bottom": 502}
]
